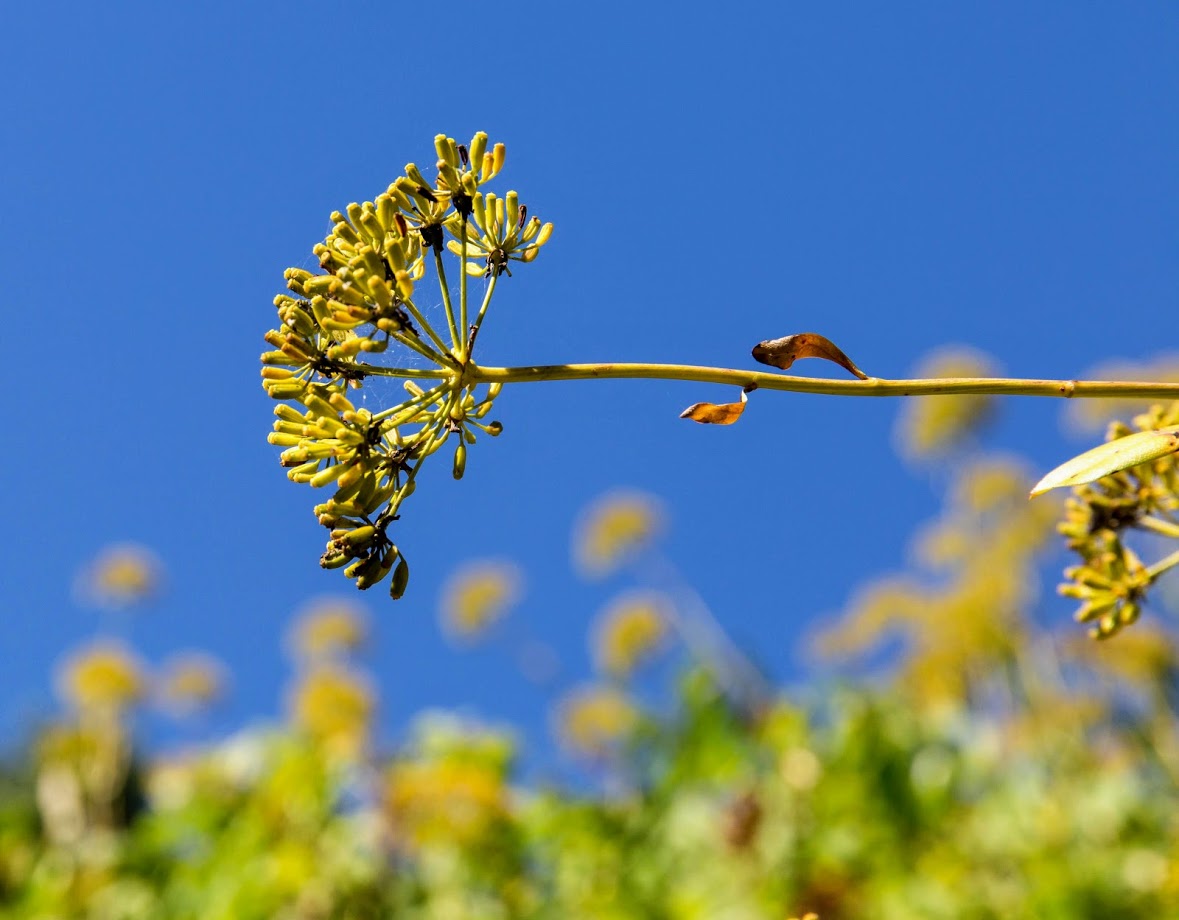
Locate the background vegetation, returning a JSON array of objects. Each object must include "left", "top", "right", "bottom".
[{"left": 4, "top": 379, "right": 1179, "bottom": 919}]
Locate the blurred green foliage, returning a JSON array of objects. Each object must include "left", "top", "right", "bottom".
[{"left": 4, "top": 377, "right": 1179, "bottom": 919}]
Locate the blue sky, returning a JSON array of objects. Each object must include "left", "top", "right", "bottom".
[{"left": 3, "top": 2, "right": 1177, "bottom": 763}]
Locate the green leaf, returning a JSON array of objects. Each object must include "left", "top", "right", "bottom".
[{"left": 1030, "top": 426, "right": 1179, "bottom": 497}]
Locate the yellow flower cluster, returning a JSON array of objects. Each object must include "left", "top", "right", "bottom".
[
  {"left": 593, "top": 592, "right": 670, "bottom": 677},
  {"left": 573, "top": 491, "right": 664, "bottom": 578},
  {"left": 76, "top": 544, "right": 161, "bottom": 608},
  {"left": 439, "top": 560, "right": 521, "bottom": 641},
  {"left": 385, "top": 717, "right": 513, "bottom": 850},
  {"left": 157, "top": 653, "right": 224, "bottom": 714},
  {"left": 386, "top": 759, "right": 507, "bottom": 849},
  {"left": 261, "top": 133, "right": 554, "bottom": 599},
  {"left": 819, "top": 457, "right": 1058, "bottom": 704},
  {"left": 1058, "top": 403, "right": 1179, "bottom": 638},
  {"left": 288, "top": 598, "right": 369, "bottom": 662},
  {"left": 289, "top": 666, "right": 374, "bottom": 757},
  {"left": 447, "top": 189, "right": 554, "bottom": 278},
  {"left": 57, "top": 641, "right": 146, "bottom": 714},
  {"left": 554, "top": 685, "right": 640, "bottom": 758}
]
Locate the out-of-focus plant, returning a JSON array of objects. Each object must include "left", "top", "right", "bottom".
[{"left": 6, "top": 443, "right": 1179, "bottom": 917}]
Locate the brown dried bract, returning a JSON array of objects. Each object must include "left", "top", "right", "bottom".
[{"left": 752, "top": 332, "right": 870, "bottom": 380}]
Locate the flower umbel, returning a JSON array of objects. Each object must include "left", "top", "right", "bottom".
[
  {"left": 1057, "top": 403, "right": 1179, "bottom": 638},
  {"left": 262, "top": 133, "right": 551, "bottom": 599}
]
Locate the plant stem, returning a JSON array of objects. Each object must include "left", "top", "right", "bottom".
[
  {"left": 432, "top": 248, "right": 462, "bottom": 351},
  {"left": 347, "top": 358, "right": 1179, "bottom": 399},
  {"left": 464, "top": 363, "right": 1179, "bottom": 399},
  {"left": 1147, "top": 548, "right": 1179, "bottom": 581},
  {"left": 387, "top": 329, "right": 454, "bottom": 369},
  {"left": 1140, "top": 516, "right": 1179, "bottom": 540},
  {"left": 467, "top": 274, "right": 498, "bottom": 353},
  {"left": 372, "top": 383, "right": 448, "bottom": 425},
  {"left": 399, "top": 296, "right": 453, "bottom": 358},
  {"left": 357, "top": 365, "right": 450, "bottom": 380},
  {"left": 458, "top": 216, "right": 469, "bottom": 361}
]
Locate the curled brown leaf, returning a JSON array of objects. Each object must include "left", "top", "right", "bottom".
[
  {"left": 679, "top": 387, "right": 751, "bottom": 425},
  {"left": 752, "top": 332, "right": 870, "bottom": 380}
]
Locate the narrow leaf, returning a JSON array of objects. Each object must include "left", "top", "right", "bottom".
[
  {"left": 680, "top": 388, "right": 749, "bottom": 425},
  {"left": 1030, "top": 426, "right": 1179, "bottom": 497},
  {"left": 751, "top": 332, "right": 870, "bottom": 380}
]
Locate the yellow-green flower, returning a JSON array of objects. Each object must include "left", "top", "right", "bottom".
[
  {"left": 554, "top": 685, "right": 639, "bottom": 758},
  {"left": 288, "top": 598, "right": 369, "bottom": 662},
  {"left": 57, "top": 641, "right": 146, "bottom": 713},
  {"left": 592, "top": 592, "right": 670, "bottom": 677},
  {"left": 439, "top": 560, "right": 522, "bottom": 642},
  {"left": 157, "top": 653, "right": 225, "bottom": 714},
  {"left": 446, "top": 190, "right": 554, "bottom": 277},
  {"left": 76, "top": 544, "right": 162, "bottom": 608},
  {"left": 573, "top": 490, "right": 664, "bottom": 578},
  {"left": 385, "top": 758, "right": 507, "bottom": 849},
  {"left": 288, "top": 665, "right": 374, "bottom": 756}
]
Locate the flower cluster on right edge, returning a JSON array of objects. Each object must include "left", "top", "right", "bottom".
[{"left": 1058, "top": 402, "right": 1179, "bottom": 638}]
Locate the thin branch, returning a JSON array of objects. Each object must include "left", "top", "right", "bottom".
[
  {"left": 466, "top": 363, "right": 1179, "bottom": 400},
  {"left": 432, "top": 247, "right": 462, "bottom": 351},
  {"left": 1147, "top": 548, "right": 1179, "bottom": 581}
]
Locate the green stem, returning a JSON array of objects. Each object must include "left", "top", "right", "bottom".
[
  {"left": 467, "top": 273, "right": 498, "bottom": 354},
  {"left": 1140, "top": 516, "right": 1179, "bottom": 540},
  {"left": 399, "top": 296, "right": 453, "bottom": 357},
  {"left": 465, "top": 362, "right": 1179, "bottom": 399},
  {"left": 372, "top": 383, "right": 448, "bottom": 424},
  {"left": 388, "top": 329, "right": 455, "bottom": 368},
  {"left": 1147, "top": 548, "right": 1179, "bottom": 581},
  {"left": 432, "top": 247, "right": 462, "bottom": 351},
  {"left": 354, "top": 364, "right": 450, "bottom": 380},
  {"left": 458, "top": 216, "right": 470, "bottom": 361}
]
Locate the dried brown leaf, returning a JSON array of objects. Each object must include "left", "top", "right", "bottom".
[
  {"left": 679, "top": 388, "right": 749, "bottom": 425},
  {"left": 751, "top": 332, "right": 870, "bottom": 380}
]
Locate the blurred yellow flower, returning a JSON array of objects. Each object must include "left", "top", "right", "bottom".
[
  {"left": 76, "top": 543, "right": 162, "bottom": 608},
  {"left": 1063, "top": 355, "right": 1179, "bottom": 434},
  {"left": 36, "top": 721, "right": 104, "bottom": 766},
  {"left": 386, "top": 758, "right": 507, "bottom": 849},
  {"left": 289, "top": 665, "right": 374, "bottom": 756},
  {"left": 554, "top": 685, "right": 639, "bottom": 758},
  {"left": 818, "top": 456, "right": 1057, "bottom": 706},
  {"left": 895, "top": 347, "right": 998, "bottom": 460},
  {"left": 593, "top": 592, "right": 671, "bottom": 677},
  {"left": 573, "top": 490, "right": 664, "bottom": 578},
  {"left": 157, "top": 652, "right": 226, "bottom": 715},
  {"left": 951, "top": 455, "right": 1030, "bottom": 514},
  {"left": 56, "top": 641, "right": 146, "bottom": 713},
  {"left": 288, "top": 598, "right": 369, "bottom": 662},
  {"left": 439, "top": 560, "right": 521, "bottom": 642}
]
